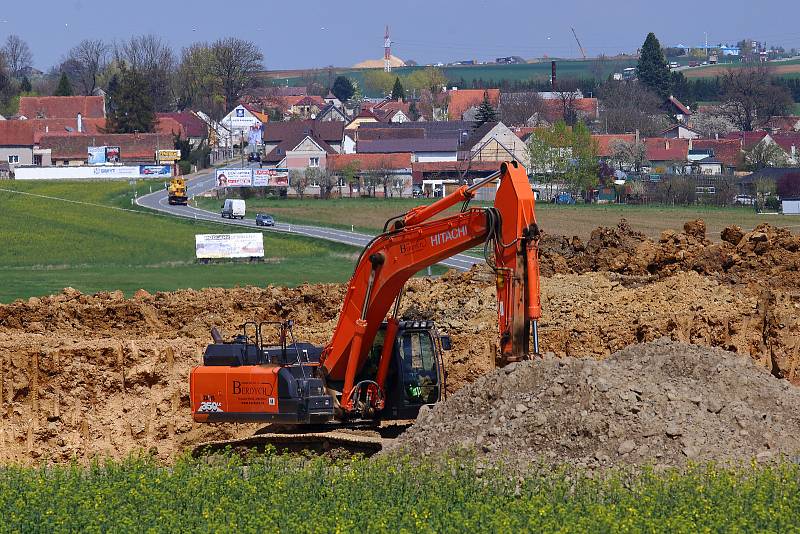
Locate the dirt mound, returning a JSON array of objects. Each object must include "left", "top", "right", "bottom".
[
  {"left": 389, "top": 339, "right": 800, "bottom": 469},
  {"left": 540, "top": 220, "right": 800, "bottom": 287}
]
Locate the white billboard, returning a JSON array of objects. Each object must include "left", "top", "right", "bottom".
[
  {"left": 215, "top": 168, "right": 252, "bottom": 187},
  {"left": 14, "top": 166, "right": 173, "bottom": 180},
  {"left": 195, "top": 233, "right": 264, "bottom": 259},
  {"left": 253, "top": 168, "right": 289, "bottom": 187}
]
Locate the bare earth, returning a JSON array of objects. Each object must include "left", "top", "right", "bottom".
[{"left": 0, "top": 219, "right": 798, "bottom": 465}]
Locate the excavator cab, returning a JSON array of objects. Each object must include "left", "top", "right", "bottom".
[{"left": 356, "top": 320, "right": 446, "bottom": 420}]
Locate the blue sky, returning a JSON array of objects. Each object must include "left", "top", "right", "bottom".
[{"left": 3, "top": 0, "right": 798, "bottom": 70}]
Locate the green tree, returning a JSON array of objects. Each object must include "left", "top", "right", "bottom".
[
  {"left": 331, "top": 76, "right": 355, "bottom": 103},
  {"left": 391, "top": 77, "right": 405, "bottom": 101},
  {"left": 405, "top": 67, "right": 447, "bottom": 94},
  {"left": 568, "top": 121, "right": 599, "bottom": 195},
  {"left": 55, "top": 72, "right": 73, "bottom": 96},
  {"left": 363, "top": 70, "right": 395, "bottom": 96},
  {"left": 105, "top": 65, "right": 155, "bottom": 133},
  {"left": 637, "top": 32, "right": 670, "bottom": 98},
  {"left": 473, "top": 91, "right": 497, "bottom": 128}
]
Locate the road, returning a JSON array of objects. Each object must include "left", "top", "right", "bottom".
[{"left": 136, "top": 165, "right": 480, "bottom": 272}]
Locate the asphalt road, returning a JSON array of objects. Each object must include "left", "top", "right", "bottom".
[{"left": 136, "top": 165, "right": 480, "bottom": 272}]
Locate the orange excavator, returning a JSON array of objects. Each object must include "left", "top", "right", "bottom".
[{"left": 190, "top": 161, "right": 541, "bottom": 429}]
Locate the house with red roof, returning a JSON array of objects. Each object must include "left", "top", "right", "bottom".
[
  {"left": 0, "top": 121, "right": 38, "bottom": 168},
  {"left": 18, "top": 96, "right": 105, "bottom": 120},
  {"left": 40, "top": 133, "right": 174, "bottom": 166},
  {"left": 29, "top": 117, "right": 106, "bottom": 144},
  {"left": 770, "top": 132, "right": 800, "bottom": 164},
  {"left": 445, "top": 89, "right": 500, "bottom": 120},
  {"left": 327, "top": 152, "right": 414, "bottom": 197},
  {"left": 724, "top": 130, "right": 769, "bottom": 149},
  {"left": 690, "top": 138, "right": 742, "bottom": 170},
  {"left": 592, "top": 134, "right": 638, "bottom": 158},
  {"left": 155, "top": 111, "right": 209, "bottom": 147},
  {"left": 666, "top": 96, "right": 692, "bottom": 124},
  {"left": 262, "top": 120, "right": 344, "bottom": 164},
  {"left": 644, "top": 138, "right": 689, "bottom": 173}
]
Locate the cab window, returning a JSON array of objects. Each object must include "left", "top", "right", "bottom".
[{"left": 399, "top": 330, "right": 438, "bottom": 404}]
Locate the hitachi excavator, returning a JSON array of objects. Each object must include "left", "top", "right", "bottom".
[{"left": 189, "top": 161, "right": 541, "bottom": 450}]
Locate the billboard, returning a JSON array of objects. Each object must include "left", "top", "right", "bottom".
[
  {"left": 253, "top": 168, "right": 289, "bottom": 187},
  {"left": 215, "top": 168, "right": 252, "bottom": 187},
  {"left": 88, "top": 147, "right": 106, "bottom": 164},
  {"left": 248, "top": 125, "right": 263, "bottom": 147},
  {"left": 105, "top": 146, "right": 121, "bottom": 163},
  {"left": 140, "top": 165, "right": 172, "bottom": 177},
  {"left": 157, "top": 149, "right": 181, "bottom": 162},
  {"left": 195, "top": 233, "right": 264, "bottom": 259},
  {"left": 15, "top": 165, "right": 173, "bottom": 180}
]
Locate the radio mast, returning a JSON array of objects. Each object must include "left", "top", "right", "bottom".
[{"left": 384, "top": 25, "right": 392, "bottom": 72}]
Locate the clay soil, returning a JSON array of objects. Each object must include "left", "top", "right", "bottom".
[{"left": 0, "top": 220, "right": 798, "bottom": 465}]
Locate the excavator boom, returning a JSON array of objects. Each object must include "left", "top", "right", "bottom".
[{"left": 320, "top": 161, "right": 541, "bottom": 409}]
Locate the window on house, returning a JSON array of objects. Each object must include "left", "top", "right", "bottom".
[
  {"left": 309, "top": 157, "right": 320, "bottom": 167},
  {"left": 33, "top": 154, "right": 42, "bottom": 166},
  {"left": 337, "top": 176, "right": 347, "bottom": 187},
  {"left": 7, "top": 155, "right": 19, "bottom": 164}
]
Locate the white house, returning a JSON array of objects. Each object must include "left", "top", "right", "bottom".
[{"left": 221, "top": 105, "right": 263, "bottom": 138}]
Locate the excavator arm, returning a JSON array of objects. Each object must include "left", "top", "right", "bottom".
[{"left": 320, "top": 161, "right": 542, "bottom": 411}]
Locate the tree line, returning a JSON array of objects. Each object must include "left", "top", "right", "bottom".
[{"left": 0, "top": 34, "right": 265, "bottom": 130}]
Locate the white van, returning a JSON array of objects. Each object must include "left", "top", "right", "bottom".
[{"left": 221, "top": 199, "right": 246, "bottom": 219}]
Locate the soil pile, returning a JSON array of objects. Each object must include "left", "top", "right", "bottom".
[
  {"left": 540, "top": 220, "right": 800, "bottom": 287},
  {"left": 390, "top": 339, "right": 800, "bottom": 469}
]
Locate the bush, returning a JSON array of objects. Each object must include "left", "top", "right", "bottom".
[
  {"left": 765, "top": 195, "right": 782, "bottom": 211},
  {"left": 177, "top": 160, "right": 191, "bottom": 175}
]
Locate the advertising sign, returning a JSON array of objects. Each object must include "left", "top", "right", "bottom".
[
  {"left": 15, "top": 165, "right": 172, "bottom": 180},
  {"left": 140, "top": 165, "right": 172, "bottom": 176},
  {"left": 105, "top": 146, "right": 121, "bottom": 163},
  {"left": 253, "top": 168, "right": 289, "bottom": 187},
  {"left": 88, "top": 147, "right": 106, "bottom": 164},
  {"left": 157, "top": 149, "right": 181, "bottom": 162},
  {"left": 248, "top": 125, "right": 263, "bottom": 147},
  {"left": 195, "top": 233, "right": 264, "bottom": 259},
  {"left": 91, "top": 166, "right": 144, "bottom": 178},
  {"left": 215, "top": 168, "right": 252, "bottom": 187}
]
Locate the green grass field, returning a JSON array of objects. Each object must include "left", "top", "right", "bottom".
[
  {"left": 1, "top": 453, "right": 798, "bottom": 532},
  {"left": 198, "top": 196, "right": 792, "bottom": 241},
  {"left": 266, "top": 58, "right": 640, "bottom": 95},
  {"left": 0, "top": 181, "right": 361, "bottom": 302}
]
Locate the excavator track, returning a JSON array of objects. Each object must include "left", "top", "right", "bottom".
[{"left": 192, "top": 421, "right": 413, "bottom": 458}]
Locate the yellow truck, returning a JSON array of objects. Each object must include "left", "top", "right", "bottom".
[{"left": 168, "top": 177, "right": 188, "bottom": 205}]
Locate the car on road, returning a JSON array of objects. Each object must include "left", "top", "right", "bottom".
[
  {"left": 255, "top": 213, "right": 275, "bottom": 227},
  {"left": 734, "top": 195, "right": 755, "bottom": 206},
  {"left": 247, "top": 153, "right": 261, "bottom": 163}
]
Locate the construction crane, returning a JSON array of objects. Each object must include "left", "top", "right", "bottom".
[
  {"left": 571, "top": 27, "right": 587, "bottom": 60},
  {"left": 190, "top": 161, "right": 541, "bottom": 448}
]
